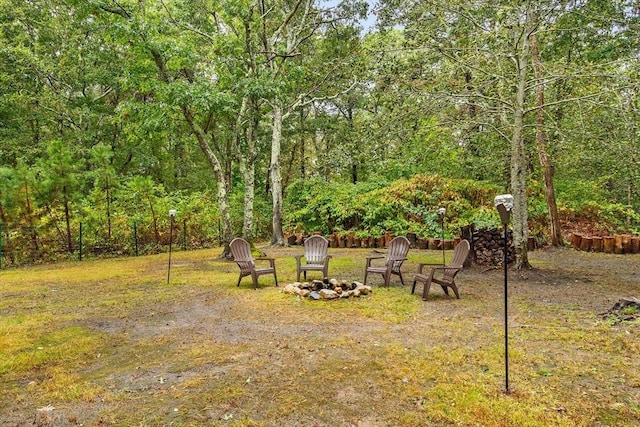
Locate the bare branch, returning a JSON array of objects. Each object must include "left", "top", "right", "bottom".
[
  {"left": 93, "top": 87, "right": 114, "bottom": 102},
  {"left": 524, "top": 89, "right": 622, "bottom": 115},
  {"left": 101, "top": 1, "right": 132, "bottom": 19},
  {"left": 159, "top": 0, "right": 218, "bottom": 44}
]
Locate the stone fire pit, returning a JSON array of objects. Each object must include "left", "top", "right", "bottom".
[{"left": 281, "top": 278, "right": 372, "bottom": 300}]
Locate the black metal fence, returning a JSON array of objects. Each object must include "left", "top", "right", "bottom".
[{"left": 0, "top": 219, "right": 223, "bottom": 268}]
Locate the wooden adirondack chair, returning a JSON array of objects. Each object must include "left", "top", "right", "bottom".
[
  {"left": 230, "top": 238, "right": 278, "bottom": 289},
  {"left": 364, "top": 236, "right": 410, "bottom": 286},
  {"left": 412, "top": 239, "right": 470, "bottom": 300},
  {"left": 294, "top": 235, "right": 331, "bottom": 281}
]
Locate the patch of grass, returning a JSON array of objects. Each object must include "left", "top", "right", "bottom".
[
  {"left": 41, "top": 367, "right": 107, "bottom": 401},
  {"left": 0, "top": 325, "right": 105, "bottom": 376},
  {"left": 177, "top": 341, "right": 254, "bottom": 371},
  {"left": 1, "top": 247, "right": 639, "bottom": 425},
  {"left": 276, "top": 288, "right": 419, "bottom": 323}
]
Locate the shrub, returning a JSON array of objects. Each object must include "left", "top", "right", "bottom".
[{"left": 284, "top": 174, "right": 502, "bottom": 238}]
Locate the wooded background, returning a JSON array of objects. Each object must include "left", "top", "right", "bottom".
[{"left": 0, "top": 0, "right": 638, "bottom": 265}]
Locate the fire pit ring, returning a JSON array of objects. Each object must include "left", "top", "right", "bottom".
[{"left": 281, "top": 278, "right": 372, "bottom": 300}]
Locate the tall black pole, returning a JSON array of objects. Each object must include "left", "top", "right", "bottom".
[
  {"left": 167, "top": 213, "right": 175, "bottom": 284},
  {"left": 495, "top": 195, "right": 513, "bottom": 395},
  {"left": 503, "top": 222, "right": 509, "bottom": 394},
  {"left": 438, "top": 208, "right": 446, "bottom": 265},
  {"left": 441, "top": 216, "right": 446, "bottom": 265}
]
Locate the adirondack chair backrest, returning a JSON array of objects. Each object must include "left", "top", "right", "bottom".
[
  {"left": 386, "top": 236, "right": 411, "bottom": 273},
  {"left": 304, "top": 235, "right": 329, "bottom": 265},
  {"left": 230, "top": 238, "right": 255, "bottom": 275},
  {"left": 443, "top": 239, "right": 470, "bottom": 282}
]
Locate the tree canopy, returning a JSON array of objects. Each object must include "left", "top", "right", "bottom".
[{"left": 0, "top": 0, "right": 638, "bottom": 264}]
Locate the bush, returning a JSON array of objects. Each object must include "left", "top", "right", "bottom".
[{"left": 284, "top": 174, "right": 502, "bottom": 238}]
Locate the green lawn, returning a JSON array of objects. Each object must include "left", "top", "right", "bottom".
[{"left": 1, "top": 246, "right": 639, "bottom": 426}]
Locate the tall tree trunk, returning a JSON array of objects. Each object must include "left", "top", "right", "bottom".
[
  {"left": 0, "top": 202, "right": 6, "bottom": 232},
  {"left": 241, "top": 159, "right": 256, "bottom": 242},
  {"left": 182, "top": 108, "right": 234, "bottom": 257},
  {"left": 510, "top": 25, "right": 532, "bottom": 270},
  {"left": 300, "top": 106, "right": 306, "bottom": 177},
  {"left": 241, "top": 101, "right": 258, "bottom": 243},
  {"left": 347, "top": 106, "right": 358, "bottom": 184},
  {"left": 628, "top": 182, "right": 633, "bottom": 228},
  {"left": 270, "top": 105, "right": 285, "bottom": 245},
  {"left": 625, "top": 92, "right": 637, "bottom": 228},
  {"left": 531, "top": 30, "right": 563, "bottom": 246}
]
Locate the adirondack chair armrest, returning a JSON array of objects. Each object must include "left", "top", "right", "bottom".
[
  {"left": 256, "top": 257, "right": 276, "bottom": 268},
  {"left": 416, "top": 262, "right": 444, "bottom": 274},
  {"left": 428, "top": 265, "right": 464, "bottom": 279},
  {"left": 365, "top": 255, "right": 385, "bottom": 267},
  {"left": 386, "top": 256, "right": 407, "bottom": 265}
]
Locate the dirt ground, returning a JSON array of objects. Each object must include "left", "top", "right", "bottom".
[{"left": 1, "top": 245, "right": 639, "bottom": 426}]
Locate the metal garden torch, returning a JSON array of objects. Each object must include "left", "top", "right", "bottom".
[
  {"left": 438, "top": 207, "right": 446, "bottom": 265},
  {"left": 494, "top": 194, "right": 514, "bottom": 394}
]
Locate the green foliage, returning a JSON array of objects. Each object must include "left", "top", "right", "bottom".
[
  {"left": 555, "top": 178, "right": 610, "bottom": 210},
  {"left": 555, "top": 178, "right": 640, "bottom": 233},
  {"left": 574, "top": 202, "right": 640, "bottom": 235},
  {"left": 283, "top": 178, "right": 376, "bottom": 235},
  {"left": 229, "top": 189, "right": 271, "bottom": 239},
  {"left": 1, "top": 0, "right": 639, "bottom": 263},
  {"left": 284, "top": 174, "right": 501, "bottom": 238},
  {"left": 0, "top": 162, "right": 225, "bottom": 263}
]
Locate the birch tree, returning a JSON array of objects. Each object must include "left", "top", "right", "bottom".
[{"left": 247, "top": 0, "right": 365, "bottom": 245}]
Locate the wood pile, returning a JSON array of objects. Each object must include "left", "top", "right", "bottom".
[
  {"left": 471, "top": 228, "right": 515, "bottom": 266},
  {"left": 570, "top": 233, "right": 640, "bottom": 254}
]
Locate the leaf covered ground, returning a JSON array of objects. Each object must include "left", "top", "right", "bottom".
[{"left": 0, "top": 246, "right": 639, "bottom": 426}]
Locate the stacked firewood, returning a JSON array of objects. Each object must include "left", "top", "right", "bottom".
[{"left": 471, "top": 228, "right": 515, "bottom": 266}]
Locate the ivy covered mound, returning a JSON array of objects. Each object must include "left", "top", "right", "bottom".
[
  {"left": 284, "top": 174, "right": 502, "bottom": 240},
  {"left": 284, "top": 174, "right": 638, "bottom": 245}
]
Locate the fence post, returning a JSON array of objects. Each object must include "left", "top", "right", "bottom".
[
  {"left": 79, "top": 222, "right": 83, "bottom": 261},
  {"left": 182, "top": 218, "right": 187, "bottom": 250},
  {"left": 133, "top": 222, "right": 139, "bottom": 256},
  {"left": 167, "top": 210, "right": 176, "bottom": 284}
]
